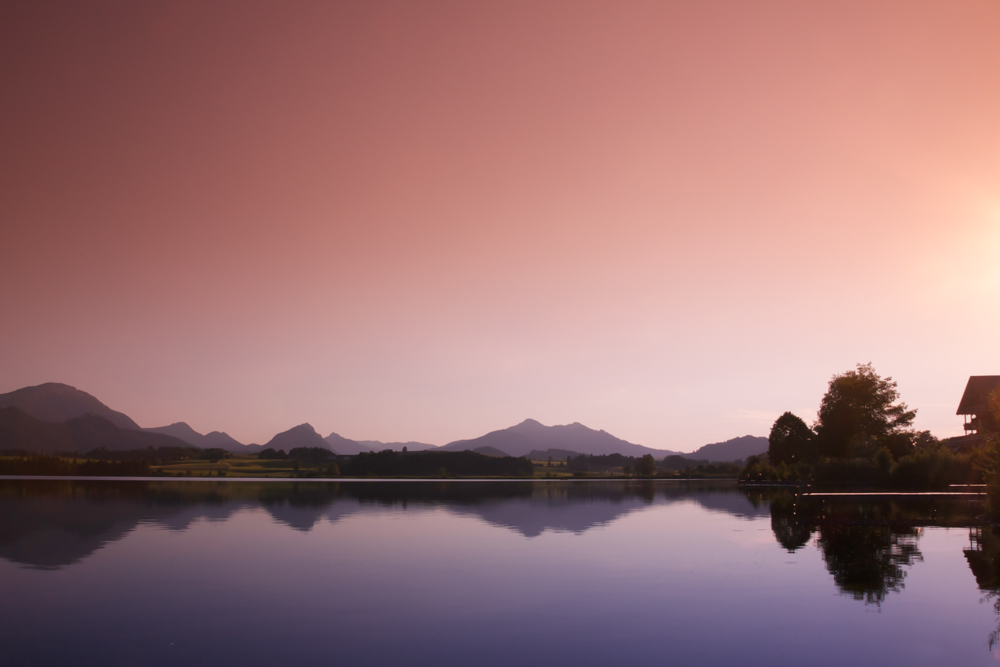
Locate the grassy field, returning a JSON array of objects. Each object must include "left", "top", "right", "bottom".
[
  {"left": 156, "top": 457, "right": 571, "bottom": 478},
  {"left": 2, "top": 454, "right": 648, "bottom": 479},
  {"left": 152, "top": 455, "right": 309, "bottom": 477},
  {"left": 530, "top": 459, "right": 579, "bottom": 478}
]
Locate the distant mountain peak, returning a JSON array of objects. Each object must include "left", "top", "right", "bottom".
[
  {"left": 264, "top": 423, "right": 329, "bottom": 452},
  {"left": 0, "top": 406, "right": 193, "bottom": 454},
  {"left": 684, "top": 435, "right": 768, "bottom": 462},
  {"left": 24, "top": 382, "right": 77, "bottom": 392},
  {"left": 160, "top": 421, "right": 198, "bottom": 435},
  {"left": 0, "top": 382, "right": 141, "bottom": 430},
  {"left": 442, "top": 419, "right": 677, "bottom": 458},
  {"left": 144, "top": 421, "right": 245, "bottom": 450}
]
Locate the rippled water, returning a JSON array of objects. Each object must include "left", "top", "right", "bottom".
[{"left": 1, "top": 479, "right": 997, "bottom": 666}]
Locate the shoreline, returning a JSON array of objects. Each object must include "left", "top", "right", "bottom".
[{"left": 0, "top": 475, "right": 736, "bottom": 483}]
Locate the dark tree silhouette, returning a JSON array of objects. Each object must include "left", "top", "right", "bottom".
[
  {"left": 768, "top": 412, "right": 815, "bottom": 465},
  {"left": 815, "top": 363, "right": 916, "bottom": 460},
  {"left": 635, "top": 454, "right": 656, "bottom": 477}
]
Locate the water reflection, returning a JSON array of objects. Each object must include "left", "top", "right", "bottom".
[
  {"left": 0, "top": 479, "right": 760, "bottom": 569},
  {"left": 818, "top": 524, "right": 921, "bottom": 605},
  {"left": 3, "top": 479, "right": 999, "bottom": 665},
  {"left": 752, "top": 489, "right": 982, "bottom": 606},
  {"left": 964, "top": 526, "right": 1000, "bottom": 649},
  {"left": 756, "top": 491, "right": 1000, "bottom": 651},
  {"left": 3, "top": 480, "right": 988, "bottom": 609}
]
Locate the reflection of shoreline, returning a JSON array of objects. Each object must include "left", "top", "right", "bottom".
[{"left": 0, "top": 480, "right": 757, "bottom": 569}]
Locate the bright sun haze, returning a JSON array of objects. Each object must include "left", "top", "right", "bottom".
[{"left": 1, "top": 0, "right": 998, "bottom": 449}]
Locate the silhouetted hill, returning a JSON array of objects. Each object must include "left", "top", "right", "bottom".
[
  {"left": 324, "top": 431, "right": 371, "bottom": 455},
  {"left": 0, "top": 407, "right": 192, "bottom": 453},
  {"left": 203, "top": 431, "right": 245, "bottom": 450},
  {"left": 472, "top": 446, "right": 509, "bottom": 457},
  {"left": 144, "top": 421, "right": 201, "bottom": 443},
  {"left": 264, "top": 424, "right": 329, "bottom": 451},
  {"left": 0, "top": 407, "right": 75, "bottom": 452},
  {"left": 683, "top": 435, "right": 768, "bottom": 462},
  {"left": 357, "top": 440, "right": 439, "bottom": 452},
  {"left": 144, "top": 422, "right": 245, "bottom": 450},
  {"left": 442, "top": 419, "right": 680, "bottom": 458},
  {"left": 63, "top": 414, "right": 191, "bottom": 452},
  {"left": 0, "top": 383, "right": 140, "bottom": 430}
]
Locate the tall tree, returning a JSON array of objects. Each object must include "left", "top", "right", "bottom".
[
  {"left": 814, "top": 363, "right": 916, "bottom": 459},
  {"left": 768, "top": 412, "right": 815, "bottom": 465},
  {"left": 635, "top": 454, "right": 657, "bottom": 477}
]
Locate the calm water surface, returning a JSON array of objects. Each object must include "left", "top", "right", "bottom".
[{"left": 1, "top": 479, "right": 998, "bottom": 666}]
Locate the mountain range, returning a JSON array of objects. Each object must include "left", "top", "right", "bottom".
[
  {"left": 0, "top": 407, "right": 194, "bottom": 453},
  {"left": 326, "top": 432, "right": 376, "bottom": 455},
  {"left": 0, "top": 382, "right": 141, "bottom": 430},
  {"left": 0, "top": 382, "right": 767, "bottom": 460},
  {"left": 357, "top": 439, "right": 438, "bottom": 452},
  {"left": 684, "top": 435, "right": 772, "bottom": 462},
  {"left": 144, "top": 422, "right": 245, "bottom": 451},
  {"left": 440, "top": 418, "right": 681, "bottom": 458}
]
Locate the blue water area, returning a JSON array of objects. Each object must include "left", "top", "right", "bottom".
[{"left": 0, "top": 479, "right": 998, "bottom": 666}]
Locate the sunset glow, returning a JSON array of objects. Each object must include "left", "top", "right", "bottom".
[{"left": 2, "top": 1, "right": 998, "bottom": 449}]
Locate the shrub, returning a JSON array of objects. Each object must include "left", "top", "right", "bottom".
[{"left": 890, "top": 448, "right": 974, "bottom": 489}]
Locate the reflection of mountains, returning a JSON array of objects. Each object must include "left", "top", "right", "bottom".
[
  {"left": 0, "top": 482, "right": 250, "bottom": 569},
  {"left": 0, "top": 480, "right": 761, "bottom": 568},
  {"left": 357, "top": 481, "right": 768, "bottom": 537}
]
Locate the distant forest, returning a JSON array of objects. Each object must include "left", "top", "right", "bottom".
[
  {"left": 0, "top": 446, "right": 744, "bottom": 479},
  {"left": 0, "top": 456, "right": 150, "bottom": 476},
  {"left": 344, "top": 450, "right": 534, "bottom": 477},
  {"left": 565, "top": 453, "right": 741, "bottom": 478},
  {"left": 0, "top": 447, "right": 536, "bottom": 478}
]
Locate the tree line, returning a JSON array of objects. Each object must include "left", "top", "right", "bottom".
[
  {"left": 343, "top": 450, "right": 534, "bottom": 477},
  {"left": 742, "top": 363, "right": 1000, "bottom": 490},
  {"left": 259, "top": 447, "right": 336, "bottom": 464},
  {"left": 563, "top": 453, "right": 740, "bottom": 478},
  {"left": 0, "top": 455, "right": 151, "bottom": 476}
]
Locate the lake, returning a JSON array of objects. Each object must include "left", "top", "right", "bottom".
[{"left": 1, "top": 478, "right": 997, "bottom": 666}]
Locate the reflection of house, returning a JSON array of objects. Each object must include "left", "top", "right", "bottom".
[{"left": 958, "top": 376, "right": 1000, "bottom": 434}]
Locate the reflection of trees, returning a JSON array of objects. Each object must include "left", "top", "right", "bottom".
[
  {"left": 963, "top": 526, "right": 1000, "bottom": 649},
  {"left": 752, "top": 489, "right": 940, "bottom": 605},
  {"left": 768, "top": 492, "right": 814, "bottom": 552},
  {"left": 817, "top": 524, "right": 921, "bottom": 605}
]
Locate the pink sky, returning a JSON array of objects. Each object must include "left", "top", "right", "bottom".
[{"left": 2, "top": 1, "right": 999, "bottom": 450}]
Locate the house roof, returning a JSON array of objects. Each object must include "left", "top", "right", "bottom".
[{"left": 957, "top": 376, "right": 1000, "bottom": 415}]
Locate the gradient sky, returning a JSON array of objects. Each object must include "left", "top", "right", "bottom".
[{"left": 2, "top": 1, "right": 999, "bottom": 450}]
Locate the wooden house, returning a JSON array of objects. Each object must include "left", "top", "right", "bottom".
[{"left": 957, "top": 375, "right": 1000, "bottom": 434}]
